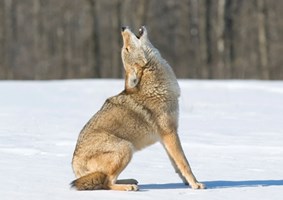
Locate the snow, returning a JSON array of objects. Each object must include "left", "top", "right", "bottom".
[{"left": 0, "top": 79, "right": 282, "bottom": 200}]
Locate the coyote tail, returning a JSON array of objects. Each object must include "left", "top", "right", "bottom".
[{"left": 70, "top": 172, "right": 108, "bottom": 190}]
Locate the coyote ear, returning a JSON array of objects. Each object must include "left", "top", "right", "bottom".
[{"left": 140, "top": 26, "right": 148, "bottom": 41}]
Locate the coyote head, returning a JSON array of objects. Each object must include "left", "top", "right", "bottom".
[{"left": 121, "top": 26, "right": 152, "bottom": 92}]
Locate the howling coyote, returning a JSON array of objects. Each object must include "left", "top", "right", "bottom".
[{"left": 71, "top": 26, "right": 205, "bottom": 191}]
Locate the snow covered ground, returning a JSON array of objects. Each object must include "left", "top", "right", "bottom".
[{"left": 0, "top": 79, "right": 282, "bottom": 200}]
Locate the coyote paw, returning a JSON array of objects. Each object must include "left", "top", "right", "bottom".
[
  {"left": 191, "top": 182, "right": 206, "bottom": 189},
  {"left": 109, "top": 184, "right": 139, "bottom": 191},
  {"left": 125, "top": 184, "right": 139, "bottom": 191}
]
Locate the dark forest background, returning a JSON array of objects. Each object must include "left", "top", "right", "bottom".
[{"left": 0, "top": 0, "right": 282, "bottom": 80}]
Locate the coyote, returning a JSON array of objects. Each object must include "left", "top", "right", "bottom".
[{"left": 71, "top": 26, "right": 205, "bottom": 191}]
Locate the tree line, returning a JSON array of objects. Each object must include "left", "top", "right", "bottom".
[{"left": 0, "top": 0, "right": 282, "bottom": 80}]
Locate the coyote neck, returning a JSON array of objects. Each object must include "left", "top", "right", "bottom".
[{"left": 138, "top": 56, "right": 180, "bottom": 102}]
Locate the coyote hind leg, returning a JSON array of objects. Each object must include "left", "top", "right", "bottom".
[
  {"left": 99, "top": 137, "right": 139, "bottom": 191},
  {"left": 73, "top": 132, "right": 139, "bottom": 191}
]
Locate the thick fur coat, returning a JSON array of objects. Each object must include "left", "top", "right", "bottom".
[{"left": 71, "top": 26, "right": 205, "bottom": 191}]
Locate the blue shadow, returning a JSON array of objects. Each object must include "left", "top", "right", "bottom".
[
  {"left": 139, "top": 180, "right": 283, "bottom": 190},
  {"left": 205, "top": 180, "right": 283, "bottom": 189},
  {"left": 140, "top": 183, "right": 187, "bottom": 190}
]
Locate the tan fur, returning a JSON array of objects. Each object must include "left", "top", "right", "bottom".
[{"left": 71, "top": 26, "right": 205, "bottom": 191}]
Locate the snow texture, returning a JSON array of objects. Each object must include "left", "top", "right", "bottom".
[{"left": 0, "top": 80, "right": 282, "bottom": 200}]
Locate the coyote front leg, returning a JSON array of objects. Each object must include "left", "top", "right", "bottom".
[
  {"left": 161, "top": 133, "right": 205, "bottom": 189},
  {"left": 164, "top": 147, "right": 189, "bottom": 185}
]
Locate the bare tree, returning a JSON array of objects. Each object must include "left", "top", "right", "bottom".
[{"left": 0, "top": 0, "right": 282, "bottom": 80}]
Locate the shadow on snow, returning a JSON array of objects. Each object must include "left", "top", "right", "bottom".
[{"left": 139, "top": 180, "right": 283, "bottom": 190}]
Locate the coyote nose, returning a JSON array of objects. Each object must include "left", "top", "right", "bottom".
[{"left": 121, "top": 26, "right": 128, "bottom": 32}]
